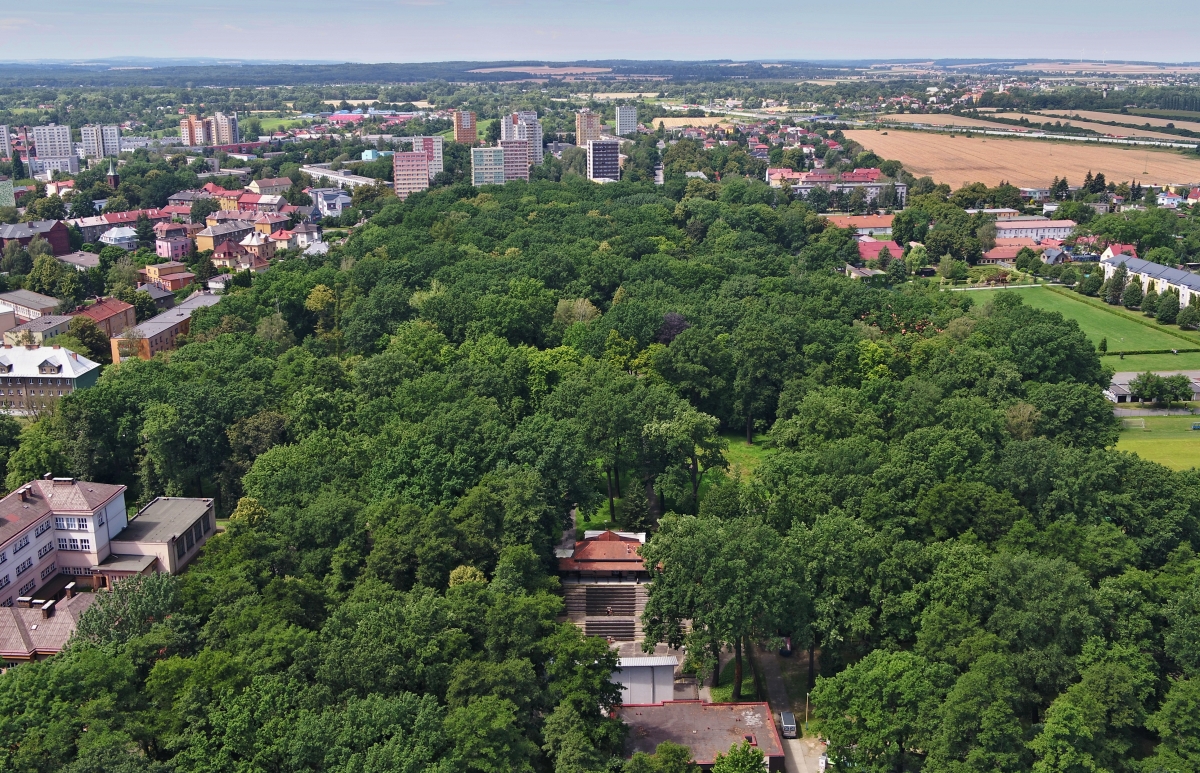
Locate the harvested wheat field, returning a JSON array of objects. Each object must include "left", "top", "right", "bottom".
[
  {"left": 1036, "top": 109, "right": 1200, "bottom": 134},
  {"left": 876, "top": 114, "right": 1012, "bottom": 130},
  {"left": 650, "top": 116, "right": 735, "bottom": 129},
  {"left": 989, "top": 113, "right": 1182, "bottom": 141},
  {"left": 845, "top": 129, "right": 1200, "bottom": 187}
]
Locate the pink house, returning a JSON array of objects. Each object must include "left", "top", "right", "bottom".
[{"left": 154, "top": 222, "right": 191, "bottom": 260}]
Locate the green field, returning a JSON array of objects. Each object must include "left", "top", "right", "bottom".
[
  {"left": 1104, "top": 352, "right": 1200, "bottom": 371},
  {"left": 258, "top": 117, "right": 307, "bottom": 131},
  {"left": 1117, "top": 416, "right": 1200, "bottom": 470},
  {"left": 721, "top": 432, "right": 772, "bottom": 478},
  {"left": 967, "top": 287, "right": 1200, "bottom": 351}
]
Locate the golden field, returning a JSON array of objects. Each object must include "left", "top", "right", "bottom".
[
  {"left": 649, "top": 116, "right": 735, "bottom": 129},
  {"left": 845, "top": 129, "right": 1200, "bottom": 187},
  {"left": 990, "top": 113, "right": 1182, "bottom": 141},
  {"left": 1036, "top": 109, "right": 1200, "bottom": 133}
]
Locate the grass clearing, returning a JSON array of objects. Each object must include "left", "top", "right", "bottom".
[
  {"left": 258, "top": 117, "right": 307, "bottom": 132},
  {"left": 721, "top": 432, "right": 773, "bottom": 479},
  {"left": 967, "top": 287, "right": 1200, "bottom": 350},
  {"left": 709, "top": 654, "right": 762, "bottom": 703},
  {"left": 1104, "top": 352, "right": 1200, "bottom": 371},
  {"left": 845, "top": 129, "right": 1200, "bottom": 187},
  {"left": 1117, "top": 416, "right": 1200, "bottom": 470}
]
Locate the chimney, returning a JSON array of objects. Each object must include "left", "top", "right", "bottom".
[
  {"left": 64, "top": 581, "right": 75, "bottom": 599},
  {"left": 42, "top": 472, "right": 51, "bottom": 480},
  {"left": 17, "top": 488, "right": 26, "bottom": 502},
  {"left": 16, "top": 597, "right": 31, "bottom": 608},
  {"left": 40, "top": 599, "right": 55, "bottom": 618}
]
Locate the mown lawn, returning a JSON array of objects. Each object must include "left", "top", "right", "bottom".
[
  {"left": 968, "top": 287, "right": 1200, "bottom": 351},
  {"left": 1117, "top": 416, "right": 1200, "bottom": 470},
  {"left": 721, "top": 432, "right": 773, "bottom": 478},
  {"left": 1105, "top": 352, "right": 1200, "bottom": 371}
]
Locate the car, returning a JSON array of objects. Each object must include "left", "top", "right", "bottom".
[{"left": 780, "top": 711, "right": 797, "bottom": 738}]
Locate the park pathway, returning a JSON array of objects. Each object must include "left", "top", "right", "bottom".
[{"left": 755, "top": 645, "right": 825, "bottom": 773}]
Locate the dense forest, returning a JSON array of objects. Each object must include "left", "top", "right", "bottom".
[{"left": 0, "top": 173, "right": 1197, "bottom": 773}]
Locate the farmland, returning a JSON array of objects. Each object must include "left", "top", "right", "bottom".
[
  {"left": 965, "top": 287, "right": 1200, "bottom": 351},
  {"left": 1117, "top": 416, "right": 1200, "bottom": 470},
  {"left": 649, "top": 116, "right": 734, "bottom": 129},
  {"left": 875, "top": 111, "right": 1184, "bottom": 140},
  {"left": 844, "top": 129, "right": 1200, "bottom": 187},
  {"left": 989, "top": 113, "right": 1183, "bottom": 141},
  {"left": 875, "top": 114, "right": 1014, "bottom": 130},
  {"left": 1036, "top": 109, "right": 1200, "bottom": 134}
]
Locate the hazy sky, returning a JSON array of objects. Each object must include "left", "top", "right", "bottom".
[{"left": 1, "top": 1, "right": 1194, "bottom": 63}]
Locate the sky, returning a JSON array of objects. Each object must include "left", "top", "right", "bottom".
[{"left": 1, "top": 1, "right": 1196, "bottom": 64}]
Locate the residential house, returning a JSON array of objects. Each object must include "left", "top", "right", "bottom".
[
  {"left": 0, "top": 221, "right": 71, "bottom": 256},
  {"left": 1158, "top": 191, "right": 1185, "bottom": 208},
  {"left": 289, "top": 222, "right": 322, "bottom": 248},
  {"left": 111, "top": 292, "right": 222, "bottom": 361},
  {"left": 3, "top": 316, "right": 73, "bottom": 346},
  {"left": 845, "top": 264, "right": 886, "bottom": 280},
  {"left": 205, "top": 211, "right": 253, "bottom": 227},
  {"left": 140, "top": 261, "right": 195, "bottom": 292},
  {"left": 253, "top": 213, "right": 289, "bottom": 234},
  {"left": 195, "top": 221, "right": 255, "bottom": 252},
  {"left": 789, "top": 169, "right": 908, "bottom": 207},
  {"left": 0, "top": 290, "right": 60, "bottom": 321},
  {"left": 1101, "top": 255, "right": 1200, "bottom": 308},
  {"left": 1101, "top": 244, "right": 1138, "bottom": 261},
  {"left": 67, "top": 209, "right": 171, "bottom": 244},
  {"left": 55, "top": 251, "right": 100, "bottom": 272},
  {"left": 211, "top": 241, "right": 248, "bottom": 269},
  {"left": 99, "top": 226, "right": 139, "bottom": 252},
  {"left": 154, "top": 221, "right": 191, "bottom": 260},
  {"left": 69, "top": 297, "right": 135, "bottom": 337},
  {"left": 247, "top": 177, "right": 292, "bottom": 196},
  {"left": 857, "top": 239, "right": 902, "bottom": 262},
  {"left": 137, "top": 283, "right": 175, "bottom": 310},
  {"left": 0, "top": 345, "right": 102, "bottom": 411},
  {"left": 765, "top": 168, "right": 805, "bottom": 188},
  {"left": 268, "top": 230, "right": 295, "bottom": 250},
  {"left": 166, "top": 189, "right": 212, "bottom": 207},
  {"left": 309, "top": 188, "right": 353, "bottom": 219},
  {"left": 239, "top": 231, "right": 276, "bottom": 262},
  {"left": 979, "top": 245, "right": 1029, "bottom": 265}
]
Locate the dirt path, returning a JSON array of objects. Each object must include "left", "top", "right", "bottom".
[{"left": 756, "top": 645, "right": 826, "bottom": 773}]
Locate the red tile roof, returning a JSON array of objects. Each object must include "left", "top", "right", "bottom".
[
  {"left": 825, "top": 214, "right": 894, "bottom": 230},
  {"left": 857, "top": 240, "right": 902, "bottom": 261},
  {"left": 71, "top": 296, "right": 133, "bottom": 324},
  {"left": 557, "top": 531, "right": 645, "bottom": 573}
]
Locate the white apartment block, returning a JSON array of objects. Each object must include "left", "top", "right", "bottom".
[
  {"left": 471, "top": 147, "right": 506, "bottom": 186},
  {"left": 410, "top": 135, "right": 444, "bottom": 178},
  {"left": 213, "top": 112, "right": 240, "bottom": 145},
  {"left": 501, "top": 112, "right": 543, "bottom": 168},
  {"left": 29, "top": 156, "right": 80, "bottom": 175},
  {"left": 32, "top": 125, "right": 73, "bottom": 160},
  {"left": 0, "top": 126, "right": 10, "bottom": 160},
  {"left": 615, "top": 105, "right": 638, "bottom": 136},
  {"left": 80, "top": 125, "right": 121, "bottom": 158}
]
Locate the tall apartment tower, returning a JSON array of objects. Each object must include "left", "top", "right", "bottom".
[
  {"left": 410, "top": 135, "right": 444, "bottom": 178},
  {"left": 32, "top": 124, "right": 73, "bottom": 159},
  {"left": 576, "top": 109, "right": 603, "bottom": 147},
  {"left": 498, "top": 140, "right": 530, "bottom": 182},
  {"left": 393, "top": 151, "right": 431, "bottom": 199},
  {"left": 500, "top": 112, "right": 543, "bottom": 168},
  {"left": 180, "top": 116, "right": 211, "bottom": 146},
  {"left": 454, "top": 111, "right": 477, "bottom": 145},
  {"left": 587, "top": 140, "right": 621, "bottom": 182},
  {"left": 80, "top": 125, "right": 121, "bottom": 158},
  {"left": 0, "top": 126, "right": 10, "bottom": 160},
  {"left": 615, "top": 105, "right": 638, "bottom": 136},
  {"left": 212, "top": 112, "right": 240, "bottom": 145},
  {"left": 471, "top": 146, "right": 506, "bottom": 186}
]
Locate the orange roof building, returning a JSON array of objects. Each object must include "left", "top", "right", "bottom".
[{"left": 558, "top": 530, "right": 647, "bottom": 578}]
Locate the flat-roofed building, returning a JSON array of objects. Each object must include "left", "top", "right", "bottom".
[
  {"left": 107, "top": 497, "right": 215, "bottom": 577},
  {"left": 615, "top": 105, "right": 638, "bottom": 136},
  {"left": 454, "top": 110, "right": 477, "bottom": 145},
  {"left": 499, "top": 139, "right": 530, "bottom": 181},
  {"left": 576, "top": 109, "right": 603, "bottom": 147},
  {"left": 587, "top": 140, "right": 621, "bottom": 182},
  {"left": 471, "top": 147, "right": 506, "bottom": 186},
  {"left": 617, "top": 701, "right": 785, "bottom": 772},
  {"left": 393, "top": 151, "right": 431, "bottom": 199},
  {"left": 411, "top": 135, "right": 444, "bottom": 177},
  {"left": 80, "top": 125, "right": 120, "bottom": 158}
]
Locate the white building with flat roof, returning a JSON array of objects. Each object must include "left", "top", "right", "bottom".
[
  {"left": 615, "top": 105, "right": 638, "bottom": 136},
  {"left": 80, "top": 125, "right": 121, "bottom": 158},
  {"left": 471, "top": 147, "right": 506, "bottom": 186}
]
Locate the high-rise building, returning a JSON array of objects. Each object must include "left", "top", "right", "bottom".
[
  {"left": 576, "top": 109, "right": 603, "bottom": 147},
  {"left": 500, "top": 112, "right": 543, "bottom": 168},
  {"left": 32, "top": 124, "right": 73, "bottom": 159},
  {"left": 212, "top": 112, "right": 240, "bottom": 145},
  {"left": 180, "top": 116, "right": 211, "bottom": 147},
  {"left": 80, "top": 125, "right": 121, "bottom": 158},
  {"left": 454, "top": 111, "right": 477, "bottom": 145},
  {"left": 0, "top": 126, "right": 10, "bottom": 160},
  {"left": 471, "top": 147, "right": 506, "bottom": 186},
  {"left": 587, "top": 140, "right": 621, "bottom": 182},
  {"left": 615, "top": 105, "right": 638, "bottom": 137},
  {"left": 499, "top": 140, "right": 530, "bottom": 182},
  {"left": 411, "top": 135, "right": 444, "bottom": 178},
  {"left": 392, "top": 151, "right": 431, "bottom": 200}
]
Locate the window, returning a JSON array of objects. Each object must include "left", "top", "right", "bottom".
[
  {"left": 55, "top": 517, "right": 89, "bottom": 531},
  {"left": 15, "top": 558, "right": 32, "bottom": 576},
  {"left": 192, "top": 521, "right": 203, "bottom": 545},
  {"left": 0, "top": 597, "right": 11, "bottom": 607},
  {"left": 185, "top": 530, "right": 194, "bottom": 550},
  {"left": 34, "top": 519, "right": 51, "bottom": 537},
  {"left": 63, "top": 566, "right": 93, "bottom": 576},
  {"left": 37, "top": 542, "right": 53, "bottom": 559},
  {"left": 18, "top": 580, "right": 35, "bottom": 596},
  {"left": 0, "top": 550, "right": 6, "bottom": 565},
  {"left": 97, "top": 509, "right": 105, "bottom": 527},
  {"left": 55, "top": 517, "right": 66, "bottom": 529},
  {"left": 202, "top": 513, "right": 211, "bottom": 534},
  {"left": 80, "top": 539, "right": 90, "bottom": 551},
  {"left": 176, "top": 539, "right": 186, "bottom": 560},
  {"left": 39, "top": 563, "right": 55, "bottom": 580},
  {"left": 0, "top": 574, "right": 9, "bottom": 590},
  {"left": 12, "top": 535, "right": 29, "bottom": 554}
]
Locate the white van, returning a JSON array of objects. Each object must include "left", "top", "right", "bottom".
[{"left": 780, "top": 711, "right": 797, "bottom": 738}]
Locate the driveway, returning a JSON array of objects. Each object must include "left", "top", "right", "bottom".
[{"left": 756, "top": 646, "right": 825, "bottom": 773}]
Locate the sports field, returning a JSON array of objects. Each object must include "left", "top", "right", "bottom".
[
  {"left": 1117, "top": 417, "right": 1200, "bottom": 470},
  {"left": 845, "top": 129, "right": 1200, "bottom": 187},
  {"left": 966, "top": 287, "right": 1200, "bottom": 350}
]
